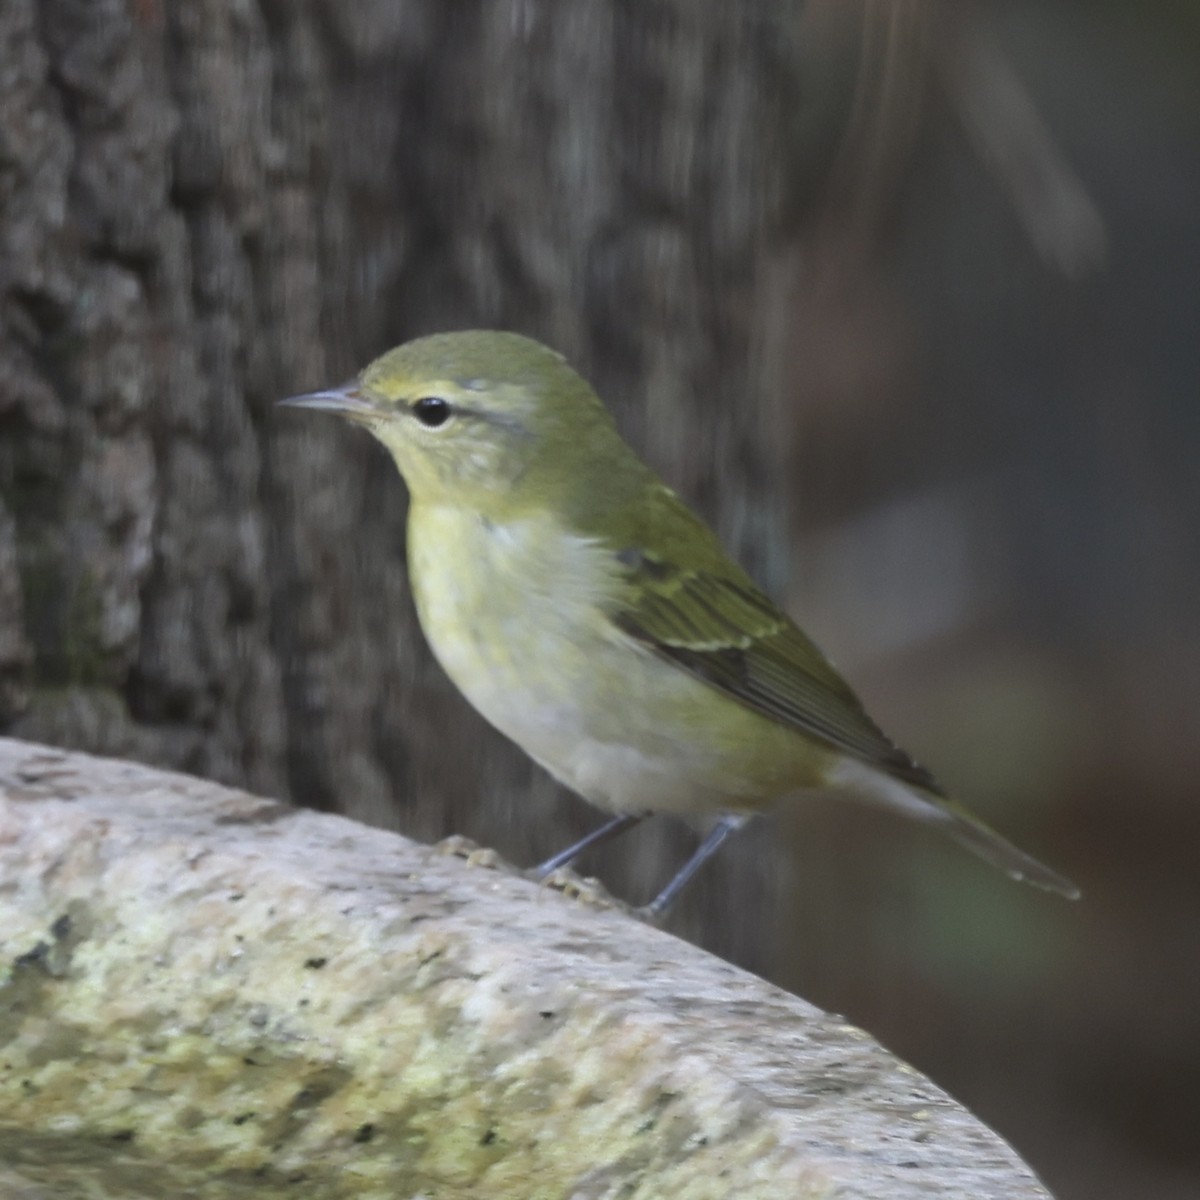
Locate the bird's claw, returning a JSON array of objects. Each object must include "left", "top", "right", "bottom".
[
  {"left": 533, "top": 865, "right": 626, "bottom": 911},
  {"left": 431, "top": 835, "right": 509, "bottom": 872}
]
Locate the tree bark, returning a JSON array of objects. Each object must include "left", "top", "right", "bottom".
[
  {"left": 1, "top": 0, "right": 850, "bottom": 940},
  {"left": 0, "top": 0, "right": 1100, "bottom": 956}
]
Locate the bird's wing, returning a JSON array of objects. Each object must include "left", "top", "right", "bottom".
[{"left": 609, "top": 543, "right": 943, "bottom": 795}]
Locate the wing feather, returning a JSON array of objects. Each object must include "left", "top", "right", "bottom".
[{"left": 609, "top": 544, "right": 943, "bottom": 795}]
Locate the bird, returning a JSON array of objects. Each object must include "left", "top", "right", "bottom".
[{"left": 280, "top": 330, "right": 1079, "bottom": 914}]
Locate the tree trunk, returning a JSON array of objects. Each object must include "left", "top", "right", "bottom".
[{"left": 2, "top": 0, "right": 867, "bottom": 950}]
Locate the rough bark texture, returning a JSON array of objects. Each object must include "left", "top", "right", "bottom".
[
  {"left": 0, "top": 738, "right": 1056, "bottom": 1199},
  {"left": 0, "top": 0, "right": 816, "bottom": 886}
]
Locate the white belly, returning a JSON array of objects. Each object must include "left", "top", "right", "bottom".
[{"left": 407, "top": 504, "right": 733, "bottom": 816}]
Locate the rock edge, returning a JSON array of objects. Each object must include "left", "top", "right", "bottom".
[{"left": 0, "top": 737, "right": 1053, "bottom": 1199}]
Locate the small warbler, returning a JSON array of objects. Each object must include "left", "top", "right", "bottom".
[{"left": 281, "top": 330, "right": 1078, "bottom": 913}]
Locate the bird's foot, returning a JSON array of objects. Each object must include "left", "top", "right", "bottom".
[
  {"left": 431, "top": 834, "right": 516, "bottom": 874},
  {"left": 533, "top": 865, "right": 628, "bottom": 912},
  {"left": 632, "top": 900, "right": 670, "bottom": 926}
]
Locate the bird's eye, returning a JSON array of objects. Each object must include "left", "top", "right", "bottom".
[{"left": 412, "top": 397, "right": 452, "bottom": 428}]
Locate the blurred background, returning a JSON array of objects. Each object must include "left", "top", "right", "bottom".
[{"left": 1, "top": 0, "right": 1197, "bottom": 1196}]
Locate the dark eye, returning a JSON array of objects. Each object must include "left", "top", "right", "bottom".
[{"left": 412, "top": 397, "right": 452, "bottom": 428}]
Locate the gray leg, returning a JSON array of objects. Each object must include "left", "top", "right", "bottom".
[
  {"left": 642, "top": 815, "right": 743, "bottom": 918},
  {"left": 534, "top": 813, "right": 644, "bottom": 877}
]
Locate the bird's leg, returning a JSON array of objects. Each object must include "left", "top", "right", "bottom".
[
  {"left": 641, "top": 815, "right": 745, "bottom": 919},
  {"left": 534, "top": 813, "right": 644, "bottom": 877}
]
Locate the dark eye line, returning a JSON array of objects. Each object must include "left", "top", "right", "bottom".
[{"left": 405, "top": 397, "right": 531, "bottom": 438}]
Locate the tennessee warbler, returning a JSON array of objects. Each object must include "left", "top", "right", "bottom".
[{"left": 281, "top": 330, "right": 1078, "bottom": 913}]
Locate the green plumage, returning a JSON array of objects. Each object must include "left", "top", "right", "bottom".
[
  {"left": 281, "top": 329, "right": 1079, "bottom": 907},
  {"left": 609, "top": 539, "right": 941, "bottom": 794}
]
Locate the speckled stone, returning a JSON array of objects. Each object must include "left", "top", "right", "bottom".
[{"left": 0, "top": 738, "right": 1055, "bottom": 1199}]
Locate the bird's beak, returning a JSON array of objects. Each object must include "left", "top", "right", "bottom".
[{"left": 278, "top": 382, "right": 381, "bottom": 422}]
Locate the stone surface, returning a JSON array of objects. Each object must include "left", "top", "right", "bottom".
[{"left": 0, "top": 737, "right": 1053, "bottom": 1199}]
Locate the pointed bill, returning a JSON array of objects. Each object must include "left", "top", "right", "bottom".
[{"left": 277, "top": 382, "right": 380, "bottom": 421}]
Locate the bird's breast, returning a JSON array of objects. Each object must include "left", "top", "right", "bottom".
[
  {"left": 407, "top": 504, "right": 616, "bottom": 679},
  {"left": 404, "top": 504, "right": 828, "bottom": 816},
  {"left": 405, "top": 505, "right": 724, "bottom": 812},
  {"left": 407, "top": 504, "right": 617, "bottom": 742}
]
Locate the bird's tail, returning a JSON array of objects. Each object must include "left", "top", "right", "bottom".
[
  {"left": 925, "top": 800, "right": 1080, "bottom": 898},
  {"left": 830, "top": 758, "right": 1080, "bottom": 898}
]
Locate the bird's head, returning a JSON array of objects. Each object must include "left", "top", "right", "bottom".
[{"left": 281, "top": 330, "right": 624, "bottom": 515}]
